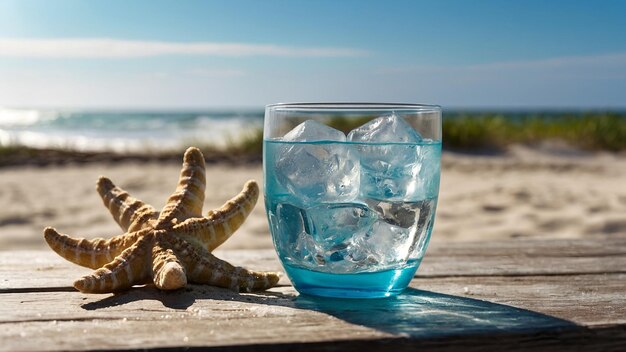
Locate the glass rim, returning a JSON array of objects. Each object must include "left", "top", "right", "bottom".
[{"left": 266, "top": 102, "right": 441, "bottom": 112}]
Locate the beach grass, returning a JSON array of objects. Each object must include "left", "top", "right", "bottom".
[
  {"left": 225, "top": 128, "right": 264, "bottom": 155},
  {"left": 442, "top": 112, "right": 626, "bottom": 152},
  {"left": 188, "top": 128, "right": 263, "bottom": 163}
]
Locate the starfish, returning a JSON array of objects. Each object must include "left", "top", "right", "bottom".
[{"left": 43, "top": 147, "right": 280, "bottom": 294}]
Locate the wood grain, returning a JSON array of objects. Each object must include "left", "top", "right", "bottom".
[{"left": 1, "top": 238, "right": 625, "bottom": 351}]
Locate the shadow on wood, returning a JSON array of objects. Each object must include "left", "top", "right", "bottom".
[
  {"left": 293, "top": 288, "right": 577, "bottom": 338},
  {"left": 81, "top": 284, "right": 577, "bottom": 340},
  {"left": 80, "top": 284, "right": 294, "bottom": 311}
]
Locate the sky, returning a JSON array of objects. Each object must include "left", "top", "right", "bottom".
[{"left": 0, "top": 0, "right": 625, "bottom": 109}]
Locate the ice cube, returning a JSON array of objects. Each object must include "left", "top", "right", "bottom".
[
  {"left": 294, "top": 231, "right": 325, "bottom": 267},
  {"left": 349, "top": 220, "right": 415, "bottom": 268},
  {"left": 348, "top": 113, "right": 423, "bottom": 200},
  {"left": 273, "top": 202, "right": 325, "bottom": 266},
  {"left": 364, "top": 198, "right": 419, "bottom": 228},
  {"left": 283, "top": 119, "right": 346, "bottom": 142},
  {"left": 409, "top": 198, "right": 437, "bottom": 260},
  {"left": 320, "top": 242, "right": 358, "bottom": 272},
  {"left": 274, "top": 202, "right": 308, "bottom": 258},
  {"left": 347, "top": 112, "right": 422, "bottom": 143},
  {"left": 415, "top": 143, "right": 442, "bottom": 199},
  {"left": 306, "top": 202, "right": 375, "bottom": 245},
  {"left": 284, "top": 202, "right": 375, "bottom": 273},
  {"left": 275, "top": 120, "right": 359, "bottom": 203},
  {"left": 275, "top": 202, "right": 308, "bottom": 242}
]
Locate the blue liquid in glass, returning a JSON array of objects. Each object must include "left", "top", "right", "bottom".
[
  {"left": 283, "top": 261, "right": 420, "bottom": 298},
  {"left": 264, "top": 139, "right": 441, "bottom": 298}
]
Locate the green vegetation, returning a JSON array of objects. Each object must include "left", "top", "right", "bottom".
[
  {"left": 442, "top": 112, "right": 626, "bottom": 152},
  {"left": 225, "top": 128, "right": 264, "bottom": 155},
  {"left": 196, "top": 128, "right": 264, "bottom": 162}
]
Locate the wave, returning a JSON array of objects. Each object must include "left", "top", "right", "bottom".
[
  {"left": 0, "top": 108, "right": 264, "bottom": 152},
  {"left": 0, "top": 107, "right": 50, "bottom": 127}
]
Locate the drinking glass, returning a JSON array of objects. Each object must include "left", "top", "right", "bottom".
[{"left": 263, "top": 103, "right": 441, "bottom": 298}]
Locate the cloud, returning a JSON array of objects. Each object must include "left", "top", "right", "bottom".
[
  {"left": 463, "top": 52, "right": 626, "bottom": 73},
  {"left": 378, "top": 52, "right": 626, "bottom": 75},
  {"left": 0, "top": 38, "right": 368, "bottom": 58},
  {"left": 186, "top": 68, "right": 245, "bottom": 77}
]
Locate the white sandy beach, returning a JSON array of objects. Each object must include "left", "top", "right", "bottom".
[{"left": 1, "top": 146, "right": 625, "bottom": 251}]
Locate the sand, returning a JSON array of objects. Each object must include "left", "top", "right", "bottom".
[{"left": 1, "top": 146, "right": 625, "bottom": 251}]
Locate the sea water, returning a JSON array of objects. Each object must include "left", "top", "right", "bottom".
[
  {"left": 0, "top": 108, "right": 264, "bottom": 152},
  {"left": 264, "top": 139, "right": 441, "bottom": 298}
]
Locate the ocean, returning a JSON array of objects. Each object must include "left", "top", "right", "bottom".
[{"left": 0, "top": 108, "right": 264, "bottom": 152}]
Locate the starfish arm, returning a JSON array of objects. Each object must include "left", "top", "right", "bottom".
[
  {"left": 157, "top": 147, "right": 206, "bottom": 225},
  {"left": 97, "top": 177, "right": 159, "bottom": 232},
  {"left": 43, "top": 227, "right": 148, "bottom": 269},
  {"left": 73, "top": 234, "right": 153, "bottom": 293},
  {"left": 168, "top": 236, "right": 280, "bottom": 292},
  {"left": 151, "top": 236, "right": 187, "bottom": 290},
  {"left": 173, "top": 180, "right": 259, "bottom": 251}
]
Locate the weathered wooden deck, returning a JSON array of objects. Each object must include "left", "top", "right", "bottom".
[{"left": 1, "top": 238, "right": 625, "bottom": 351}]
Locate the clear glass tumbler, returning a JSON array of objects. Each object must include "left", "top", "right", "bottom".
[{"left": 263, "top": 103, "right": 441, "bottom": 298}]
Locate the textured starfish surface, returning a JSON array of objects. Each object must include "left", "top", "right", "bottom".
[{"left": 44, "top": 147, "right": 280, "bottom": 293}]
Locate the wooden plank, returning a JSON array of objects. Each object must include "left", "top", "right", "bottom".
[
  {"left": 3, "top": 273, "right": 624, "bottom": 327},
  {"left": 409, "top": 274, "right": 626, "bottom": 326},
  {"left": 428, "top": 237, "right": 626, "bottom": 257},
  {"left": 1, "top": 239, "right": 625, "bottom": 351},
  {"left": 1, "top": 276, "right": 625, "bottom": 351},
  {"left": 419, "top": 237, "right": 626, "bottom": 277},
  {"left": 3, "top": 238, "right": 626, "bottom": 291}
]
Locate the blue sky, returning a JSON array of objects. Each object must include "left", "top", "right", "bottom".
[{"left": 0, "top": 0, "right": 625, "bottom": 109}]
